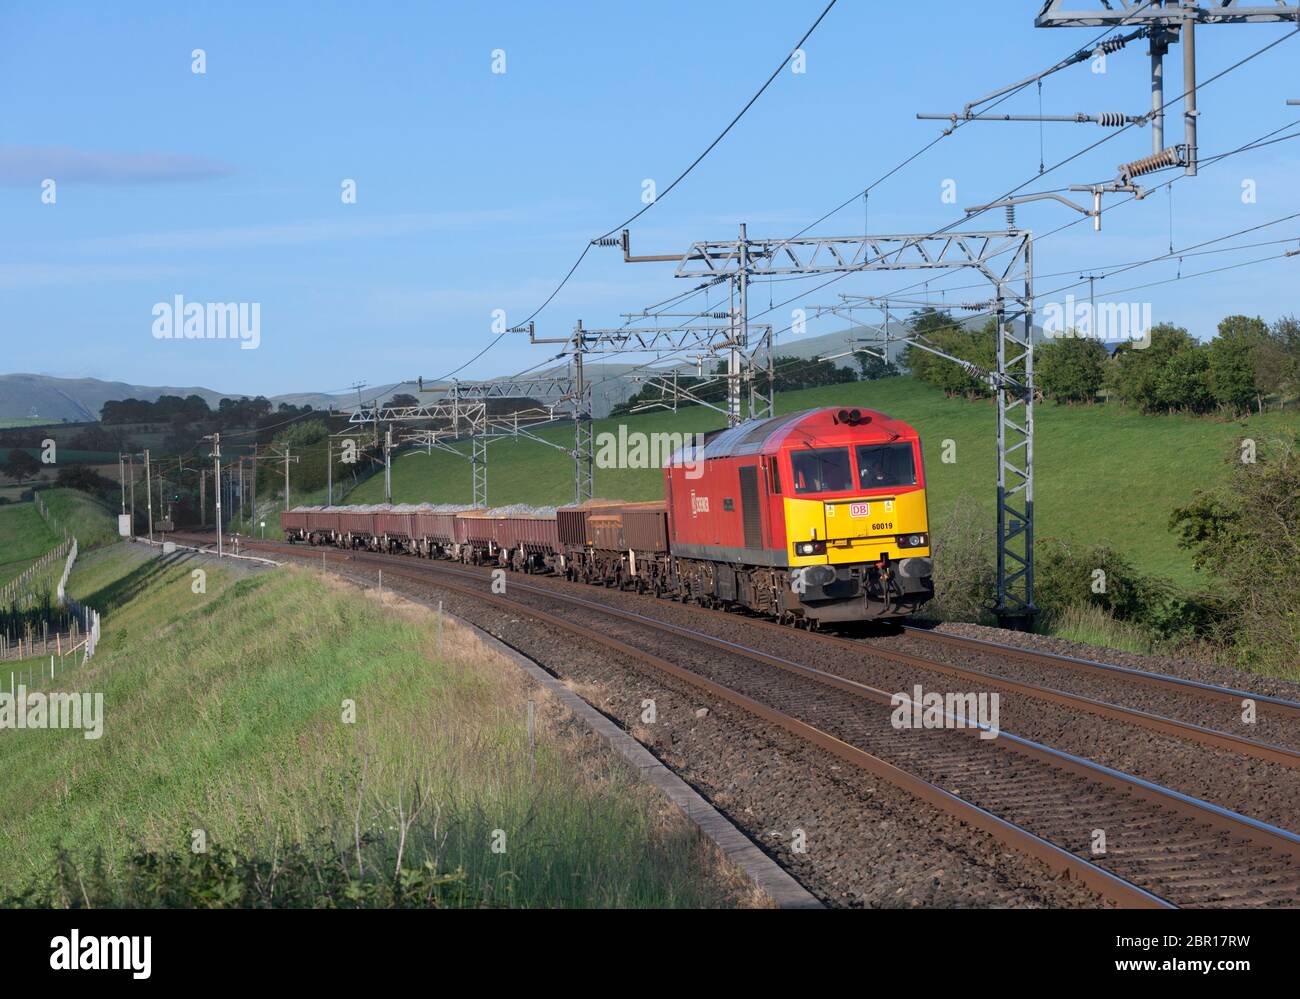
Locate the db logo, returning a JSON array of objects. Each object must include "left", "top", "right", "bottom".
[
  {"left": 690, "top": 492, "right": 710, "bottom": 516},
  {"left": 849, "top": 502, "right": 870, "bottom": 518}
]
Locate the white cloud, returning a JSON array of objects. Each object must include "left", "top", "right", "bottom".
[
  {"left": 71, "top": 210, "right": 524, "bottom": 253},
  {"left": 0, "top": 145, "right": 234, "bottom": 184},
  {"left": 0, "top": 262, "right": 184, "bottom": 289}
]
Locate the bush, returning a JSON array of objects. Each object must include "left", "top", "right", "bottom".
[
  {"left": 53, "top": 465, "right": 118, "bottom": 503},
  {"left": 1033, "top": 539, "right": 1150, "bottom": 623},
  {"left": 1109, "top": 324, "right": 1213, "bottom": 414},
  {"left": 1032, "top": 538, "right": 1218, "bottom": 643},
  {"left": 924, "top": 495, "right": 996, "bottom": 624},
  {"left": 1037, "top": 334, "right": 1108, "bottom": 403},
  {"left": 1170, "top": 434, "right": 1300, "bottom": 675},
  {"left": 3, "top": 840, "right": 472, "bottom": 909}
]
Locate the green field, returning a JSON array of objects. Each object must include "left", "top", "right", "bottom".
[
  {"left": 38, "top": 488, "right": 121, "bottom": 550},
  {"left": 0, "top": 545, "right": 740, "bottom": 907},
  {"left": 0, "top": 503, "right": 61, "bottom": 588},
  {"left": 345, "top": 377, "right": 1297, "bottom": 588},
  {"left": 0, "top": 489, "right": 120, "bottom": 590}
]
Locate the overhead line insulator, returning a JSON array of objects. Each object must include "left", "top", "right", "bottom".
[
  {"left": 1117, "top": 146, "right": 1183, "bottom": 182},
  {"left": 1093, "top": 35, "right": 1133, "bottom": 56}
]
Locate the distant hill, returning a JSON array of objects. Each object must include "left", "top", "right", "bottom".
[
  {"left": 0, "top": 315, "right": 1042, "bottom": 423},
  {"left": 0, "top": 374, "right": 355, "bottom": 423}
]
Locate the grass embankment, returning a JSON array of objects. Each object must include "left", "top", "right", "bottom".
[
  {"left": 0, "top": 503, "right": 61, "bottom": 588},
  {"left": 0, "top": 489, "right": 119, "bottom": 589},
  {"left": 0, "top": 545, "right": 744, "bottom": 908},
  {"left": 39, "top": 488, "right": 121, "bottom": 550},
  {"left": 346, "top": 376, "right": 1298, "bottom": 589}
]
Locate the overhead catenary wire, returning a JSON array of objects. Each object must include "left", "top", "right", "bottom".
[
  {"left": 497, "top": 3, "right": 1170, "bottom": 398},
  {"left": 743, "top": 24, "right": 1300, "bottom": 332},
  {"left": 858, "top": 115, "right": 1300, "bottom": 308},
  {"left": 588, "top": 2, "right": 1289, "bottom": 389},
  {"left": 421, "top": 1, "right": 1159, "bottom": 392},
  {"left": 410, "top": 0, "right": 841, "bottom": 390}
]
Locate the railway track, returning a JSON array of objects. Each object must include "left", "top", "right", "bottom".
[
  {"left": 806, "top": 622, "right": 1300, "bottom": 769},
  {"left": 897, "top": 623, "right": 1300, "bottom": 738},
  {"left": 183, "top": 534, "right": 1300, "bottom": 908}
]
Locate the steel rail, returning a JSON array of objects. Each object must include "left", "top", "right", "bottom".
[
  {"left": 363, "top": 554, "right": 1300, "bottom": 866},
  {"left": 206, "top": 536, "right": 1172, "bottom": 909},
  {"left": 901, "top": 624, "right": 1300, "bottom": 722},
  {"left": 178, "top": 536, "right": 1300, "bottom": 901}
]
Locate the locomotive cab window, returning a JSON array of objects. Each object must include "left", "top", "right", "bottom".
[
  {"left": 855, "top": 442, "right": 916, "bottom": 489},
  {"left": 791, "top": 447, "right": 853, "bottom": 494}
]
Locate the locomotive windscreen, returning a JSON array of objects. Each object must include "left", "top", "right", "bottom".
[
  {"left": 791, "top": 447, "right": 853, "bottom": 493},
  {"left": 855, "top": 443, "right": 916, "bottom": 489}
]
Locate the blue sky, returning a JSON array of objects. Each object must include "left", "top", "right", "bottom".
[{"left": 2, "top": 1, "right": 1297, "bottom": 398}]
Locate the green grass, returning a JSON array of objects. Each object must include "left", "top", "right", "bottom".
[
  {"left": 0, "top": 545, "right": 740, "bottom": 907},
  {"left": 345, "top": 376, "right": 1299, "bottom": 588},
  {"left": 38, "top": 488, "right": 121, "bottom": 550},
  {"left": 1047, "top": 602, "right": 1155, "bottom": 655},
  {"left": 0, "top": 489, "right": 119, "bottom": 589},
  {"left": 0, "top": 503, "right": 61, "bottom": 588}
]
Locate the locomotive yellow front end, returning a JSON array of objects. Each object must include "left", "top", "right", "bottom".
[{"left": 778, "top": 410, "right": 934, "bottom": 621}]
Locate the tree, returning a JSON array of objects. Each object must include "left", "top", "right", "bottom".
[
  {"left": 1207, "top": 315, "right": 1266, "bottom": 414},
  {"left": 2, "top": 449, "right": 40, "bottom": 483},
  {"left": 274, "top": 419, "right": 329, "bottom": 449},
  {"left": 1037, "top": 333, "right": 1108, "bottom": 403},
  {"left": 54, "top": 465, "right": 117, "bottom": 501},
  {"left": 1156, "top": 344, "right": 1214, "bottom": 413},
  {"left": 1170, "top": 434, "right": 1300, "bottom": 672},
  {"left": 903, "top": 314, "right": 996, "bottom": 399},
  {"left": 1262, "top": 315, "right": 1300, "bottom": 404},
  {"left": 385, "top": 393, "right": 419, "bottom": 408},
  {"left": 772, "top": 355, "right": 856, "bottom": 392},
  {"left": 1110, "top": 323, "right": 1213, "bottom": 414},
  {"left": 899, "top": 308, "right": 956, "bottom": 387},
  {"left": 855, "top": 351, "right": 898, "bottom": 381}
]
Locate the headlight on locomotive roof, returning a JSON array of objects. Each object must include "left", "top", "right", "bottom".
[
  {"left": 795, "top": 541, "right": 827, "bottom": 556},
  {"left": 895, "top": 533, "right": 928, "bottom": 548}
]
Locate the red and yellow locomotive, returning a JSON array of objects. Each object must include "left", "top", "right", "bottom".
[
  {"left": 282, "top": 407, "right": 934, "bottom": 625},
  {"left": 663, "top": 406, "right": 933, "bottom": 623}
]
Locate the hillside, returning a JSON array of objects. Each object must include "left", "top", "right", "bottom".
[
  {"left": 346, "top": 376, "right": 1299, "bottom": 588},
  {"left": 0, "top": 374, "right": 361, "bottom": 423},
  {"left": 0, "top": 503, "right": 61, "bottom": 588},
  {"left": 0, "top": 544, "right": 740, "bottom": 906},
  {"left": 0, "top": 489, "right": 120, "bottom": 585}
]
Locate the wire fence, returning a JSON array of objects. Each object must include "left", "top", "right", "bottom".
[
  {"left": 32, "top": 490, "right": 73, "bottom": 543},
  {"left": 0, "top": 537, "right": 102, "bottom": 676}
]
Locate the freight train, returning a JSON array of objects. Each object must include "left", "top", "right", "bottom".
[{"left": 281, "top": 407, "right": 934, "bottom": 624}]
